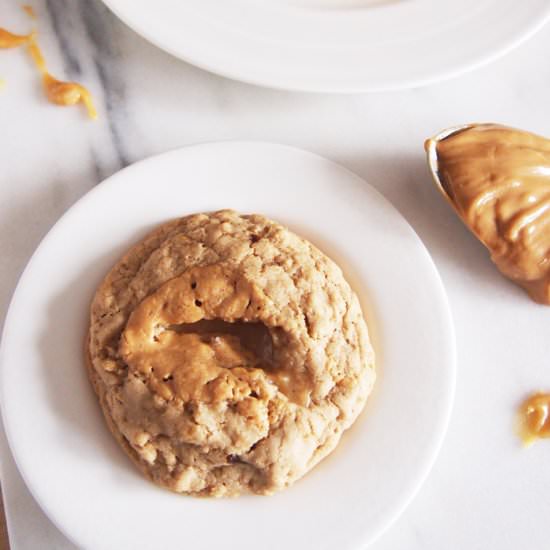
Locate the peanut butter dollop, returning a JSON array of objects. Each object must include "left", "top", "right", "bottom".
[
  {"left": 518, "top": 393, "right": 550, "bottom": 446},
  {"left": 425, "top": 124, "right": 550, "bottom": 304}
]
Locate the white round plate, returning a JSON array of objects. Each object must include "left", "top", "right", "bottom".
[
  {"left": 0, "top": 143, "right": 455, "bottom": 550},
  {"left": 101, "top": 0, "right": 550, "bottom": 92}
]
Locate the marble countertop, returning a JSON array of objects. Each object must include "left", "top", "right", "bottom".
[{"left": 2, "top": 1, "right": 550, "bottom": 549}]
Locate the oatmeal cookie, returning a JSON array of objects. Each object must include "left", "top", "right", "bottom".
[{"left": 87, "top": 210, "right": 375, "bottom": 496}]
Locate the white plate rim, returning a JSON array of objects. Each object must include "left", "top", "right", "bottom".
[
  {"left": 100, "top": 0, "right": 550, "bottom": 93},
  {"left": 0, "top": 141, "right": 456, "bottom": 549}
]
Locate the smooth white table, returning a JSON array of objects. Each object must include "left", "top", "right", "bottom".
[{"left": 1, "top": 2, "right": 550, "bottom": 548}]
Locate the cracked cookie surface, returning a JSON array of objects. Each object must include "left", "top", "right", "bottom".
[{"left": 87, "top": 210, "right": 375, "bottom": 496}]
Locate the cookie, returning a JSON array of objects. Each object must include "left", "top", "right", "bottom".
[{"left": 87, "top": 210, "right": 375, "bottom": 496}]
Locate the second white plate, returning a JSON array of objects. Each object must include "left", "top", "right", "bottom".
[
  {"left": 0, "top": 142, "right": 455, "bottom": 549},
  {"left": 102, "top": 0, "right": 550, "bottom": 92}
]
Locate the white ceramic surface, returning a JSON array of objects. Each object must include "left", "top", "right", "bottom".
[
  {"left": 0, "top": 143, "right": 455, "bottom": 550},
  {"left": 101, "top": 0, "right": 550, "bottom": 92}
]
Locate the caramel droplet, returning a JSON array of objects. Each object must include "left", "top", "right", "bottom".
[
  {"left": 23, "top": 5, "right": 37, "bottom": 19},
  {"left": 518, "top": 392, "right": 550, "bottom": 446}
]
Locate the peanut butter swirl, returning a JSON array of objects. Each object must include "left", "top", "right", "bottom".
[{"left": 426, "top": 123, "right": 550, "bottom": 304}]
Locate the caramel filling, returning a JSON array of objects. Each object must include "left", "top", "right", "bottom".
[
  {"left": 426, "top": 124, "right": 550, "bottom": 304},
  {"left": 120, "top": 265, "right": 313, "bottom": 406},
  {"left": 168, "top": 320, "right": 274, "bottom": 364},
  {"left": 518, "top": 393, "right": 550, "bottom": 446}
]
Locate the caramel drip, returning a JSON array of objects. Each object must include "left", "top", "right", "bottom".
[
  {"left": 0, "top": 28, "right": 31, "bottom": 48},
  {"left": 0, "top": 18, "right": 96, "bottom": 119},
  {"left": 426, "top": 124, "right": 550, "bottom": 304},
  {"left": 27, "top": 36, "right": 97, "bottom": 119},
  {"left": 518, "top": 393, "right": 550, "bottom": 446}
]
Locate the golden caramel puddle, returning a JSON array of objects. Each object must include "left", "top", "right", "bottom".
[
  {"left": 22, "top": 5, "right": 36, "bottom": 19},
  {"left": 27, "top": 36, "right": 97, "bottom": 119},
  {"left": 518, "top": 392, "right": 550, "bottom": 446},
  {"left": 0, "top": 28, "right": 31, "bottom": 48}
]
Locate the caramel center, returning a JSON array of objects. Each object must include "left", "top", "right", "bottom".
[{"left": 120, "top": 265, "right": 312, "bottom": 405}]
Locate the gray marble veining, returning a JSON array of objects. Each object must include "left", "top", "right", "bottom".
[
  {"left": 77, "top": 0, "right": 132, "bottom": 168},
  {"left": 44, "top": 0, "right": 82, "bottom": 76},
  {"left": 39, "top": 0, "right": 135, "bottom": 173}
]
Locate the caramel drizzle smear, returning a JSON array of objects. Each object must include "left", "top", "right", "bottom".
[
  {"left": 28, "top": 34, "right": 97, "bottom": 118},
  {"left": 0, "top": 6, "right": 96, "bottom": 119},
  {"left": 0, "top": 27, "right": 31, "bottom": 49}
]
